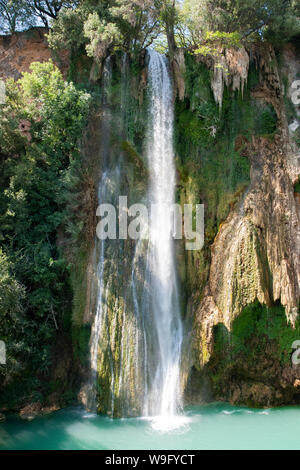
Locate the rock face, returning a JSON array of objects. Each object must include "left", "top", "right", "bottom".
[
  {"left": 194, "top": 42, "right": 300, "bottom": 366},
  {"left": 205, "top": 328, "right": 300, "bottom": 407},
  {"left": 19, "top": 402, "right": 59, "bottom": 420},
  {"left": 195, "top": 135, "right": 300, "bottom": 366},
  {"left": 189, "top": 42, "right": 300, "bottom": 406},
  {"left": 0, "top": 28, "right": 69, "bottom": 80}
]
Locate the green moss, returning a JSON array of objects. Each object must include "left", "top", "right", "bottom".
[
  {"left": 213, "top": 300, "right": 300, "bottom": 364},
  {"left": 207, "top": 301, "right": 300, "bottom": 404},
  {"left": 175, "top": 57, "right": 281, "bottom": 301},
  {"left": 121, "top": 140, "right": 148, "bottom": 182},
  {"left": 73, "top": 324, "right": 91, "bottom": 366},
  {"left": 70, "top": 245, "right": 90, "bottom": 326}
]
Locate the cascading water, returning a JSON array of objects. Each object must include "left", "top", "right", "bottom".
[
  {"left": 86, "top": 57, "right": 113, "bottom": 412},
  {"left": 86, "top": 50, "right": 184, "bottom": 424},
  {"left": 142, "top": 49, "right": 183, "bottom": 418}
]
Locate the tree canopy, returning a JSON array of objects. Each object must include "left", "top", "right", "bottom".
[
  {"left": 0, "top": 0, "right": 31, "bottom": 34},
  {"left": 178, "top": 0, "right": 300, "bottom": 47},
  {"left": 0, "top": 0, "right": 78, "bottom": 33},
  {"left": 0, "top": 0, "right": 299, "bottom": 52}
]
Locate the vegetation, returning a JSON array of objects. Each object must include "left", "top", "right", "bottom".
[
  {"left": 0, "top": 1, "right": 78, "bottom": 33},
  {"left": 205, "top": 300, "right": 300, "bottom": 406},
  {"left": 0, "top": 1, "right": 299, "bottom": 62},
  {"left": 0, "top": 0, "right": 31, "bottom": 34},
  {"left": 178, "top": 0, "right": 300, "bottom": 47},
  {"left": 48, "top": 0, "right": 165, "bottom": 60},
  {"left": 175, "top": 59, "right": 277, "bottom": 290},
  {"left": 0, "top": 61, "right": 91, "bottom": 408},
  {"left": 212, "top": 300, "right": 300, "bottom": 374},
  {"left": 47, "top": 0, "right": 300, "bottom": 60}
]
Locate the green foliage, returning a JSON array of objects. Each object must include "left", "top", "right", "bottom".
[
  {"left": 0, "top": 60, "right": 91, "bottom": 408},
  {"left": 73, "top": 324, "right": 91, "bottom": 365},
  {"left": 26, "top": 1, "right": 78, "bottom": 28},
  {"left": 175, "top": 57, "right": 259, "bottom": 241},
  {"left": 177, "top": 0, "right": 300, "bottom": 51},
  {"left": 48, "top": 0, "right": 163, "bottom": 61},
  {"left": 194, "top": 31, "right": 242, "bottom": 57},
  {"left": 208, "top": 301, "right": 300, "bottom": 406},
  {"left": 121, "top": 141, "right": 148, "bottom": 179},
  {"left": 204, "top": 31, "right": 241, "bottom": 45},
  {"left": 0, "top": 0, "right": 34, "bottom": 34},
  {"left": 294, "top": 177, "right": 300, "bottom": 194},
  {"left": 0, "top": 248, "right": 25, "bottom": 319},
  {"left": 46, "top": 7, "right": 86, "bottom": 52},
  {"left": 0, "top": 1, "right": 78, "bottom": 33},
  {"left": 2, "top": 0, "right": 299, "bottom": 55},
  {"left": 84, "top": 11, "right": 122, "bottom": 61}
]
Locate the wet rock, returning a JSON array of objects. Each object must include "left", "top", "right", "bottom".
[
  {"left": 20, "top": 402, "right": 42, "bottom": 421},
  {"left": 19, "top": 402, "right": 60, "bottom": 420}
]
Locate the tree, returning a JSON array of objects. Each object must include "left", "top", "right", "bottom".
[
  {"left": 0, "top": 60, "right": 91, "bottom": 406},
  {"left": 0, "top": 0, "right": 79, "bottom": 33},
  {"left": 48, "top": 0, "right": 163, "bottom": 61},
  {"left": 27, "top": 0, "right": 79, "bottom": 27},
  {"left": 109, "top": 0, "right": 162, "bottom": 51},
  {"left": 161, "top": 0, "right": 178, "bottom": 58},
  {"left": 179, "top": 0, "right": 300, "bottom": 48},
  {"left": 0, "top": 249, "right": 25, "bottom": 319},
  {"left": 46, "top": 5, "right": 86, "bottom": 52},
  {"left": 83, "top": 0, "right": 161, "bottom": 61},
  {"left": 0, "top": 0, "right": 31, "bottom": 34}
]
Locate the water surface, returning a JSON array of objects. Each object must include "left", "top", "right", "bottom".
[{"left": 1, "top": 404, "right": 300, "bottom": 450}]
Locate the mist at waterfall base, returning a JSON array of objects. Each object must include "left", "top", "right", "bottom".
[{"left": 1, "top": 405, "right": 300, "bottom": 450}]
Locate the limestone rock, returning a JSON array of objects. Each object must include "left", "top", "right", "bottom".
[
  {"left": 20, "top": 402, "right": 42, "bottom": 421},
  {"left": 211, "top": 47, "right": 249, "bottom": 107},
  {"left": 195, "top": 135, "right": 300, "bottom": 366},
  {"left": 194, "top": 45, "right": 300, "bottom": 369}
]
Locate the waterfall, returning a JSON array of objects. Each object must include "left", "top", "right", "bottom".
[
  {"left": 85, "top": 50, "right": 183, "bottom": 421},
  {"left": 86, "top": 57, "right": 113, "bottom": 412},
  {"left": 143, "top": 49, "right": 183, "bottom": 418}
]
